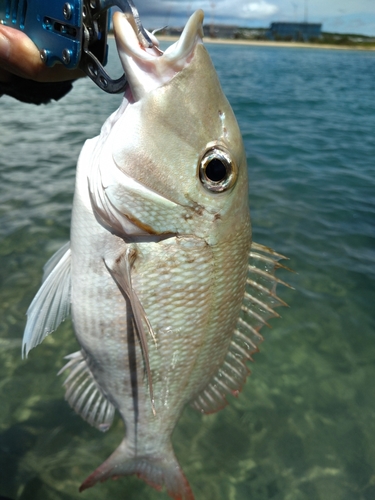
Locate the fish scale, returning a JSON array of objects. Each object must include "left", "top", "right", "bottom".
[{"left": 184, "top": 230, "right": 251, "bottom": 396}]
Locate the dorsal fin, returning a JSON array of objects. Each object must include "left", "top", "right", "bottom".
[{"left": 190, "top": 242, "right": 291, "bottom": 414}]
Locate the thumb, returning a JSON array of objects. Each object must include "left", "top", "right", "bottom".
[{"left": 0, "top": 25, "right": 84, "bottom": 82}]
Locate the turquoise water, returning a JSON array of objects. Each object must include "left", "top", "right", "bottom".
[{"left": 0, "top": 40, "right": 374, "bottom": 500}]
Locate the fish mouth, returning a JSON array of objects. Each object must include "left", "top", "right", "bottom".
[{"left": 113, "top": 9, "right": 204, "bottom": 101}]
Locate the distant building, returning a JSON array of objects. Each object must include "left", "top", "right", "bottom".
[
  {"left": 166, "top": 24, "right": 239, "bottom": 39},
  {"left": 267, "top": 22, "right": 322, "bottom": 42},
  {"left": 202, "top": 24, "right": 238, "bottom": 39}
]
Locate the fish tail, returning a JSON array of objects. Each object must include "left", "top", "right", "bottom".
[{"left": 79, "top": 438, "right": 194, "bottom": 500}]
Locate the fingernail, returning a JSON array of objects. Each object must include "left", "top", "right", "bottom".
[{"left": 0, "top": 32, "right": 10, "bottom": 59}]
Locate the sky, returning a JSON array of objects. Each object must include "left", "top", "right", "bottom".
[{"left": 134, "top": 0, "right": 375, "bottom": 36}]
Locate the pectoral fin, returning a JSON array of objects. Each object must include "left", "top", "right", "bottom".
[
  {"left": 22, "top": 242, "right": 71, "bottom": 358},
  {"left": 104, "top": 247, "right": 156, "bottom": 415}
]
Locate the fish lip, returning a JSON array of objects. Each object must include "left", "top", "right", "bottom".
[
  {"left": 113, "top": 10, "right": 205, "bottom": 100},
  {"left": 163, "top": 9, "right": 205, "bottom": 60}
]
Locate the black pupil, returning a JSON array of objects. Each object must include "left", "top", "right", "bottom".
[{"left": 205, "top": 158, "right": 227, "bottom": 182}]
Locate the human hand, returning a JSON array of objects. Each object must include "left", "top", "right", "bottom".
[{"left": 0, "top": 24, "right": 84, "bottom": 83}]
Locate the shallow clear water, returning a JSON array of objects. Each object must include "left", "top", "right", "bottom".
[{"left": 0, "top": 40, "right": 374, "bottom": 500}]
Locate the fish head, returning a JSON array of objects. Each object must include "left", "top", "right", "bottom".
[{"left": 104, "top": 10, "right": 250, "bottom": 244}]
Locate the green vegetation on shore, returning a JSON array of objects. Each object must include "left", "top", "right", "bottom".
[
  {"left": 230, "top": 27, "right": 375, "bottom": 48},
  {"left": 318, "top": 32, "right": 375, "bottom": 48}
]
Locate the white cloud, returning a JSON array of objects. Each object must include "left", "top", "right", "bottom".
[
  {"left": 241, "top": 1, "right": 278, "bottom": 18},
  {"left": 135, "top": 0, "right": 375, "bottom": 35}
]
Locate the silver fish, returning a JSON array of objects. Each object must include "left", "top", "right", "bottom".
[{"left": 22, "top": 9, "right": 288, "bottom": 500}]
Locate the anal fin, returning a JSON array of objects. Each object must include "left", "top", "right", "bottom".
[
  {"left": 58, "top": 351, "right": 115, "bottom": 432},
  {"left": 191, "top": 241, "right": 291, "bottom": 414}
]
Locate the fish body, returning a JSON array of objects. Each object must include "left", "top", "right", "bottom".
[{"left": 22, "top": 10, "right": 287, "bottom": 500}]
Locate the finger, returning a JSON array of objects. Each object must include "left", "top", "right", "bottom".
[{"left": 0, "top": 25, "right": 85, "bottom": 82}]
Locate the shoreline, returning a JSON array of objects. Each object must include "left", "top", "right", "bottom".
[{"left": 156, "top": 35, "right": 375, "bottom": 52}]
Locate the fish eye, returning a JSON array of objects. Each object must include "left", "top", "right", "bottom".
[{"left": 199, "top": 146, "right": 237, "bottom": 192}]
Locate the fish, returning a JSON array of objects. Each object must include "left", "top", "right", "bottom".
[{"left": 21, "top": 9, "right": 289, "bottom": 500}]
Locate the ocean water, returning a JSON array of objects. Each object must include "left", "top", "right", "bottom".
[{"left": 0, "top": 38, "right": 374, "bottom": 500}]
